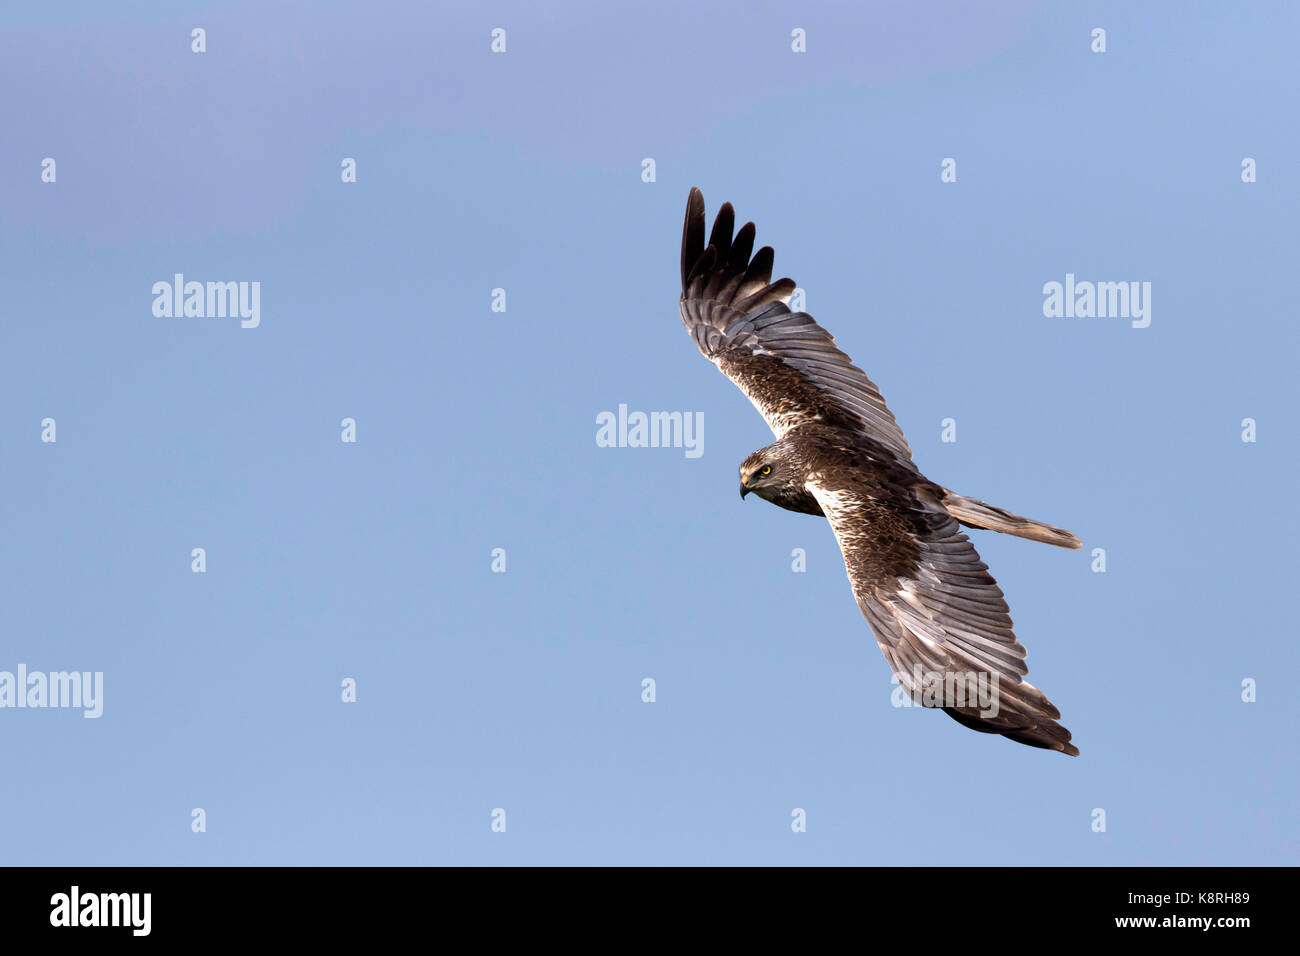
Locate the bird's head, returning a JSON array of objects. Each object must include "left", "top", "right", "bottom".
[{"left": 739, "top": 443, "right": 800, "bottom": 504}]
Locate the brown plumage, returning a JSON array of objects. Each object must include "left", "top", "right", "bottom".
[{"left": 681, "top": 187, "right": 1082, "bottom": 756}]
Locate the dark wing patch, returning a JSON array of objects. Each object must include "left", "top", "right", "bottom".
[
  {"left": 808, "top": 479, "right": 1078, "bottom": 756},
  {"left": 679, "top": 187, "right": 912, "bottom": 460}
]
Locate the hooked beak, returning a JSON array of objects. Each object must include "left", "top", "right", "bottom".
[{"left": 740, "top": 477, "right": 750, "bottom": 500}]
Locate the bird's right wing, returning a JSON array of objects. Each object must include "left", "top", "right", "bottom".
[
  {"left": 679, "top": 187, "right": 912, "bottom": 460},
  {"left": 807, "top": 478, "right": 1078, "bottom": 755}
]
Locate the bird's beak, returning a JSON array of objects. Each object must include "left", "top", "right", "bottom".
[{"left": 740, "top": 478, "right": 750, "bottom": 500}]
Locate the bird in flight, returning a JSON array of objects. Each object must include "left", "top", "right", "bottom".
[{"left": 679, "top": 187, "right": 1081, "bottom": 755}]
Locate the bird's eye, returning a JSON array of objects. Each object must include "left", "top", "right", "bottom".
[{"left": 759, "top": 465, "right": 772, "bottom": 476}]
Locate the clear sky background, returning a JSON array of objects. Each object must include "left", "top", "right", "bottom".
[{"left": 2, "top": 0, "right": 1296, "bottom": 865}]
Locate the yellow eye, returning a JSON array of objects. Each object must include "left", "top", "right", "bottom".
[{"left": 759, "top": 465, "right": 772, "bottom": 476}]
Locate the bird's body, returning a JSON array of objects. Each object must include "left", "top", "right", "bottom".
[{"left": 680, "top": 187, "right": 1081, "bottom": 756}]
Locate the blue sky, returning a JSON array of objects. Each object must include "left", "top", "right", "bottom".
[{"left": 1, "top": 0, "right": 1296, "bottom": 865}]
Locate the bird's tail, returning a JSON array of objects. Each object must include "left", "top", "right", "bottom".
[{"left": 942, "top": 491, "right": 1081, "bottom": 550}]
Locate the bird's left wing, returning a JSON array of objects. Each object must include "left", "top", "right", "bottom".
[
  {"left": 807, "top": 477, "right": 1079, "bottom": 755},
  {"left": 679, "top": 187, "right": 912, "bottom": 460}
]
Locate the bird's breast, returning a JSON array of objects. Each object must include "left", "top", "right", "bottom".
[{"left": 770, "top": 487, "right": 826, "bottom": 516}]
